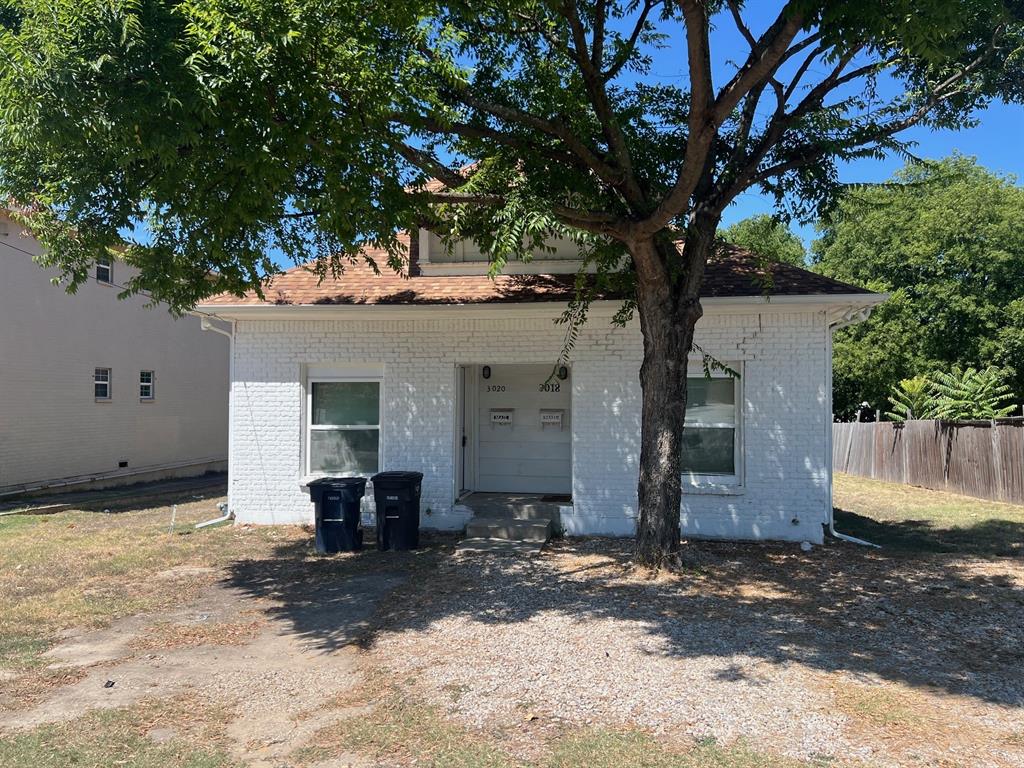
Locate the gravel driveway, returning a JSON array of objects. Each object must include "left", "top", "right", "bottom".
[{"left": 367, "top": 538, "right": 1024, "bottom": 767}]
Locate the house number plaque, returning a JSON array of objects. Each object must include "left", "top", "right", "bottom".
[
  {"left": 540, "top": 409, "right": 564, "bottom": 429},
  {"left": 490, "top": 409, "right": 513, "bottom": 425}
]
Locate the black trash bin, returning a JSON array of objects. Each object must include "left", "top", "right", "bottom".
[
  {"left": 371, "top": 471, "right": 423, "bottom": 551},
  {"left": 306, "top": 477, "right": 367, "bottom": 553}
]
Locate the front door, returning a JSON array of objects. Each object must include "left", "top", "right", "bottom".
[{"left": 476, "top": 364, "right": 571, "bottom": 494}]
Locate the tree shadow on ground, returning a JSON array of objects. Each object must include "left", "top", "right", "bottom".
[
  {"left": 833, "top": 507, "right": 1023, "bottom": 556},
  {"left": 222, "top": 525, "right": 1024, "bottom": 708}
]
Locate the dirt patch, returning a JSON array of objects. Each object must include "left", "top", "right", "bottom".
[
  {"left": 0, "top": 571, "right": 408, "bottom": 767},
  {"left": 130, "top": 617, "right": 264, "bottom": 652}
]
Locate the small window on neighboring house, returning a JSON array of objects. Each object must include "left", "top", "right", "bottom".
[
  {"left": 94, "top": 368, "right": 111, "bottom": 400},
  {"left": 139, "top": 371, "right": 154, "bottom": 400},
  {"left": 307, "top": 380, "right": 382, "bottom": 475},
  {"left": 681, "top": 373, "right": 739, "bottom": 477},
  {"left": 96, "top": 256, "right": 113, "bottom": 284}
]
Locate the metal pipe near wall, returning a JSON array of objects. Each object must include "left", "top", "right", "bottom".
[{"left": 826, "top": 307, "right": 881, "bottom": 548}]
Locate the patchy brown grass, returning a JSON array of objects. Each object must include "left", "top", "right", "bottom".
[
  {"left": 833, "top": 473, "right": 1024, "bottom": 556},
  {"left": 3, "top": 476, "right": 1023, "bottom": 768},
  {"left": 295, "top": 673, "right": 818, "bottom": 768},
  {"left": 0, "top": 495, "right": 305, "bottom": 673},
  {"left": 0, "top": 695, "right": 240, "bottom": 768}
]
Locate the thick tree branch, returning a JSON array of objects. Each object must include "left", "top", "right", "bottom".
[
  {"left": 392, "top": 142, "right": 468, "bottom": 190},
  {"left": 678, "top": 0, "right": 713, "bottom": 133},
  {"left": 421, "top": 191, "right": 503, "bottom": 205},
  {"left": 712, "top": 2, "right": 805, "bottom": 124},
  {"left": 563, "top": 0, "right": 647, "bottom": 209},
  {"left": 591, "top": 0, "right": 608, "bottom": 69},
  {"left": 635, "top": 1, "right": 802, "bottom": 239}
]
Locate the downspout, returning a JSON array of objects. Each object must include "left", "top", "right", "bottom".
[
  {"left": 826, "top": 307, "right": 881, "bottom": 548},
  {"left": 197, "top": 315, "right": 236, "bottom": 527}
]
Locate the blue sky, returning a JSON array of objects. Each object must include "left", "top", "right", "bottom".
[
  {"left": 720, "top": 99, "right": 1023, "bottom": 244},
  {"left": 628, "top": 5, "right": 1024, "bottom": 244}
]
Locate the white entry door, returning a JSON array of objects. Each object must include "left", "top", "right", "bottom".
[{"left": 477, "top": 364, "right": 571, "bottom": 494}]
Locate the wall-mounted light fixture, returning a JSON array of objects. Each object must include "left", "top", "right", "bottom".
[
  {"left": 482, "top": 365, "right": 491, "bottom": 379},
  {"left": 556, "top": 365, "right": 569, "bottom": 380}
]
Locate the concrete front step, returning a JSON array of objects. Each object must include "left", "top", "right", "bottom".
[
  {"left": 454, "top": 538, "right": 545, "bottom": 556},
  {"left": 483, "top": 504, "right": 554, "bottom": 521},
  {"left": 465, "top": 516, "right": 553, "bottom": 543},
  {"left": 457, "top": 493, "right": 567, "bottom": 525}
]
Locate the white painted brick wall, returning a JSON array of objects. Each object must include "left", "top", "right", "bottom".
[{"left": 229, "top": 307, "right": 829, "bottom": 543}]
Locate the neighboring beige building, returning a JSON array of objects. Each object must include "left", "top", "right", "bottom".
[{"left": 0, "top": 213, "right": 229, "bottom": 496}]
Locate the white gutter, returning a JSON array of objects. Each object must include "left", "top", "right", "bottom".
[
  {"left": 196, "top": 292, "right": 887, "bottom": 321},
  {"left": 196, "top": 315, "right": 236, "bottom": 523},
  {"left": 825, "top": 305, "right": 882, "bottom": 548}
]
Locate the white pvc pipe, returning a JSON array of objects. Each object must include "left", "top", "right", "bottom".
[{"left": 826, "top": 307, "right": 881, "bottom": 548}]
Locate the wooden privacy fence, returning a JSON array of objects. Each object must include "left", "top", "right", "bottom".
[{"left": 833, "top": 418, "right": 1024, "bottom": 504}]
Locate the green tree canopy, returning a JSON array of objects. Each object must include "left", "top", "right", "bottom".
[
  {"left": 719, "top": 214, "right": 806, "bottom": 266},
  {"left": 813, "top": 155, "right": 1024, "bottom": 419},
  {"left": 2, "top": 1, "right": 1022, "bottom": 563}
]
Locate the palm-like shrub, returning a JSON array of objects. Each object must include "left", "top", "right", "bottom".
[
  {"left": 929, "top": 366, "right": 1017, "bottom": 420},
  {"left": 885, "top": 376, "right": 934, "bottom": 422}
]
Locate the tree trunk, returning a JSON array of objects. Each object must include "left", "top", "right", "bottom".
[{"left": 631, "top": 234, "right": 710, "bottom": 567}]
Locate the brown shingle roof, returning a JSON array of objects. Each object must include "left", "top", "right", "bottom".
[{"left": 199, "top": 234, "right": 872, "bottom": 307}]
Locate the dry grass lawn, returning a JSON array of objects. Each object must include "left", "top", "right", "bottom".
[{"left": 1, "top": 474, "right": 1022, "bottom": 768}]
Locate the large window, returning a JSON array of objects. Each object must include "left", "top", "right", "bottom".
[
  {"left": 681, "top": 373, "right": 739, "bottom": 477},
  {"left": 307, "top": 380, "right": 381, "bottom": 475}
]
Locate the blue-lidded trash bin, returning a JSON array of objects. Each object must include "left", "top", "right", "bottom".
[
  {"left": 306, "top": 477, "right": 367, "bottom": 553},
  {"left": 370, "top": 471, "right": 423, "bottom": 550}
]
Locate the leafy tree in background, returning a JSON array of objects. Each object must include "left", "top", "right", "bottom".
[
  {"left": 814, "top": 155, "right": 1024, "bottom": 420},
  {"left": 884, "top": 367, "right": 1016, "bottom": 421},
  {"left": 930, "top": 366, "right": 1017, "bottom": 420},
  {"left": 885, "top": 376, "right": 934, "bottom": 422},
  {"left": 2, "top": 2, "right": 1023, "bottom": 564},
  {"left": 719, "top": 214, "right": 806, "bottom": 266}
]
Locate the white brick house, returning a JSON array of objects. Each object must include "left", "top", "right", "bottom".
[{"left": 197, "top": 231, "right": 881, "bottom": 543}]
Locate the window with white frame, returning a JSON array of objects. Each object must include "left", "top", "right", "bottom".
[
  {"left": 307, "top": 380, "right": 381, "bottom": 475},
  {"left": 139, "top": 370, "right": 154, "bottom": 400},
  {"left": 95, "top": 256, "right": 113, "bottom": 284},
  {"left": 681, "top": 372, "right": 739, "bottom": 478},
  {"left": 94, "top": 368, "right": 111, "bottom": 400}
]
